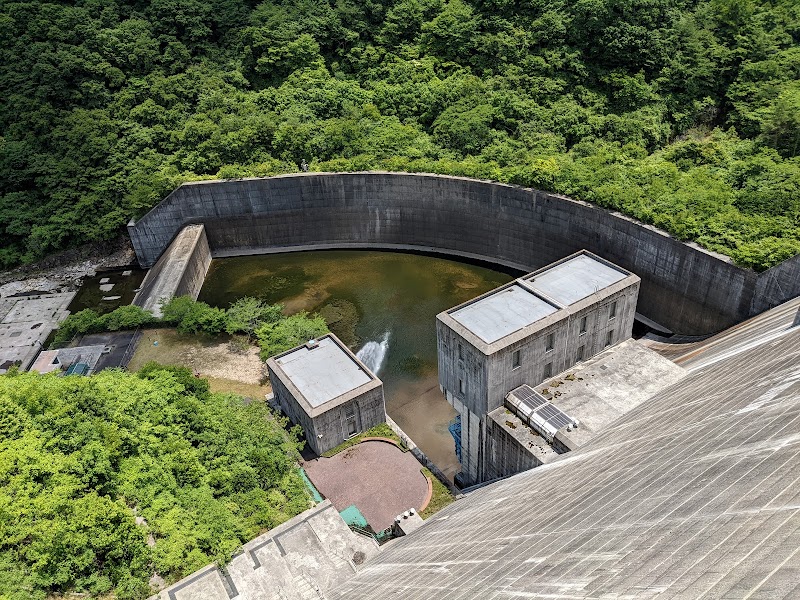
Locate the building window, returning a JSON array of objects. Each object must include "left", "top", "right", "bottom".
[
  {"left": 458, "top": 343, "right": 464, "bottom": 360},
  {"left": 512, "top": 349, "right": 521, "bottom": 369},
  {"left": 543, "top": 362, "right": 552, "bottom": 379},
  {"left": 609, "top": 301, "right": 617, "bottom": 320},
  {"left": 459, "top": 378, "right": 464, "bottom": 395},
  {"left": 579, "top": 316, "right": 587, "bottom": 334},
  {"left": 576, "top": 345, "right": 585, "bottom": 362},
  {"left": 605, "top": 330, "right": 614, "bottom": 347},
  {"left": 344, "top": 404, "right": 358, "bottom": 437},
  {"left": 546, "top": 333, "right": 554, "bottom": 352}
]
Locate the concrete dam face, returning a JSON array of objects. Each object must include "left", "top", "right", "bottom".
[{"left": 128, "top": 172, "right": 800, "bottom": 335}]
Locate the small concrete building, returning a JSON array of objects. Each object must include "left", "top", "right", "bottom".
[
  {"left": 437, "top": 250, "right": 640, "bottom": 486},
  {"left": 267, "top": 333, "right": 386, "bottom": 456},
  {"left": 30, "top": 344, "right": 108, "bottom": 376}
]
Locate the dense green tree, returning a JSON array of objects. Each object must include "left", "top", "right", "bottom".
[
  {"left": 0, "top": 367, "right": 309, "bottom": 599},
  {"left": 256, "top": 312, "right": 330, "bottom": 359},
  {"left": 225, "top": 297, "right": 284, "bottom": 337},
  {"left": 0, "top": 0, "right": 798, "bottom": 271}
]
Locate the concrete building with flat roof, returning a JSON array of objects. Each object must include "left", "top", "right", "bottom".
[
  {"left": 437, "top": 250, "right": 640, "bottom": 486},
  {"left": 266, "top": 333, "right": 386, "bottom": 456}
]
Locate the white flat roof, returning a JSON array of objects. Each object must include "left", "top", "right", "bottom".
[
  {"left": 525, "top": 254, "right": 627, "bottom": 305},
  {"left": 450, "top": 284, "right": 558, "bottom": 344},
  {"left": 274, "top": 337, "right": 372, "bottom": 408}
]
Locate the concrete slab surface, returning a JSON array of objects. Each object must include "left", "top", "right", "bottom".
[
  {"left": 535, "top": 339, "right": 687, "bottom": 447},
  {"left": 525, "top": 253, "right": 628, "bottom": 305},
  {"left": 275, "top": 337, "right": 372, "bottom": 408},
  {"left": 642, "top": 296, "right": 800, "bottom": 372},
  {"left": 450, "top": 284, "right": 558, "bottom": 344},
  {"left": 78, "top": 330, "right": 140, "bottom": 370},
  {"left": 152, "top": 500, "right": 378, "bottom": 600},
  {"left": 0, "top": 292, "right": 75, "bottom": 372},
  {"left": 328, "top": 309, "right": 800, "bottom": 599},
  {"left": 303, "top": 440, "right": 428, "bottom": 531}
]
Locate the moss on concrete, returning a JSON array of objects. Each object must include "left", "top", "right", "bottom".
[{"left": 321, "top": 422, "right": 405, "bottom": 458}]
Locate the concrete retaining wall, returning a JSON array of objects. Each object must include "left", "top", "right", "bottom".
[
  {"left": 131, "top": 223, "right": 211, "bottom": 317},
  {"left": 128, "top": 172, "right": 800, "bottom": 335}
]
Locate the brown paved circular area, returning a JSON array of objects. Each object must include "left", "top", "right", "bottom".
[{"left": 303, "top": 440, "right": 429, "bottom": 531}]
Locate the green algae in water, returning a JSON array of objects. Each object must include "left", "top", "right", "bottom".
[
  {"left": 317, "top": 299, "right": 361, "bottom": 348},
  {"left": 200, "top": 262, "right": 310, "bottom": 308}
]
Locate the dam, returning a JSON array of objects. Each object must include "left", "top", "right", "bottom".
[
  {"left": 129, "top": 172, "right": 800, "bottom": 599},
  {"left": 128, "top": 172, "right": 800, "bottom": 336}
]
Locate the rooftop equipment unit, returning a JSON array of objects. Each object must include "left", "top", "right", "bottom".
[{"left": 505, "top": 385, "right": 579, "bottom": 443}]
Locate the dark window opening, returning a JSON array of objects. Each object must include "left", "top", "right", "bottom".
[{"left": 345, "top": 404, "right": 358, "bottom": 437}]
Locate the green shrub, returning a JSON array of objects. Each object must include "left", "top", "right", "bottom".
[
  {"left": 225, "top": 297, "right": 284, "bottom": 337},
  {"left": 161, "top": 296, "right": 227, "bottom": 335},
  {"left": 160, "top": 296, "right": 197, "bottom": 326},
  {"left": 178, "top": 303, "right": 227, "bottom": 336},
  {"left": 256, "top": 313, "right": 330, "bottom": 359},
  {"left": 52, "top": 306, "right": 156, "bottom": 345},
  {"left": 98, "top": 305, "right": 156, "bottom": 331},
  {"left": 52, "top": 309, "right": 102, "bottom": 345}
]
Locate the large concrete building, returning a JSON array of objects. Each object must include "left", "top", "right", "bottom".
[
  {"left": 437, "top": 251, "right": 640, "bottom": 486},
  {"left": 266, "top": 334, "right": 386, "bottom": 456}
]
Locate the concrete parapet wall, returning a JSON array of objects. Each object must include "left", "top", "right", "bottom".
[
  {"left": 132, "top": 223, "right": 211, "bottom": 317},
  {"left": 751, "top": 252, "right": 800, "bottom": 316},
  {"left": 128, "top": 172, "right": 800, "bottom": 335}
]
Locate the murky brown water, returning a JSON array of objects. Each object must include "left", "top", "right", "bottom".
[{"left": 199, "top": 250, "right": 516, "bottom": 480}]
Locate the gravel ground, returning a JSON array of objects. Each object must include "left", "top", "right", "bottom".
[{"left": 128, "top": 327, "right": 270, "bottom": 399}]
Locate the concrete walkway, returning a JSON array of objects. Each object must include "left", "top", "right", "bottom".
[
  {"left": 303, "top": 440, "right": 428, "bottom": 531},
  {"left": 151, "top": 500, "right": 378, "bottom": 600}
]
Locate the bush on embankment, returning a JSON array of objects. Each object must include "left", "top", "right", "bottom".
[
  {"left": 160, "top": 296, "right": 329, "bottom": 358},
  {"left": 0, "top": 365, "right": 309, "bottom": 600},
  {"left": 53, "top": 296, "right": 330, "bottom": 360},
  {"left": 52, "top": 305, "right": 156, "bottom": 345}
]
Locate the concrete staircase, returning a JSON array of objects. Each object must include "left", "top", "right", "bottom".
[{"left": 152, "top": 501, "right": 378, "bottom": 600}]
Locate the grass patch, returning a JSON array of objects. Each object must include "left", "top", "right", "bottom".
[
  {"left": 420, "top": 468, "right": 455, "bottom": 519},
  {"left": 321, "top": 422, "right": 405, "bottom": 457}
]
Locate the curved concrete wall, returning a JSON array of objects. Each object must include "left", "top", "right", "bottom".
[{"left": 128, "top": 172, "right": 800, "bottom": 335}]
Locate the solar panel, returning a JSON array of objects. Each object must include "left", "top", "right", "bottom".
[
  {"left": 509, "top": 385, "right": 548, "bottom": 409},
  {"left": 536, "top": 404, "right": 574, "bottom": 431},
  {"left": 505, "top": 384, "right": 578, "bottom": 443}
]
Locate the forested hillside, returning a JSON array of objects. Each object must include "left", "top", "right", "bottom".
[
  {"left": 0, "top": 364, "right": 309, "bottom": 599},
  {"left": 1, "top": 0, "right": 798, "bottom": 270}
]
